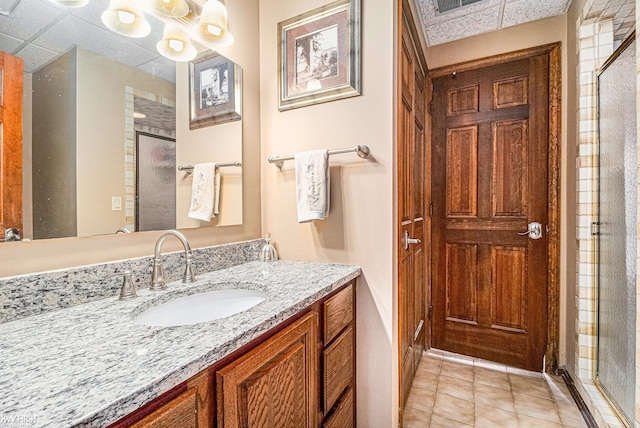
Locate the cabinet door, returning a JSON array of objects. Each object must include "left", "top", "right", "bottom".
[
  {"left": 216, "top": 312, "right": 319, "bottom": 428},
  {"left": 131, "top": 371, "right": 211, "bottom": 428}
]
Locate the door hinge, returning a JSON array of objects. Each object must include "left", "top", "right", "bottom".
[
  {"left": 591, "top": 221, "right": 600, "bottom": 236},
  {"left": 428, "top": 304, "right": 433, "bottom": 320},
  {"left": 429, "top": 204, "right": 433, "bottom": 217}
]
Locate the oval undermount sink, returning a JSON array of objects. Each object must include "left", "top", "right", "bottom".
[{"left": 133, "top": 289, "right": 268, "bottom": 327}]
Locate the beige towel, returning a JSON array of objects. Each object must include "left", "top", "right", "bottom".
[
  {"left": 187, "top": 163, "right": 220, "bottom": 221},
  {"left": 295, "top": 150, "right": 329, "bottom": 223}
]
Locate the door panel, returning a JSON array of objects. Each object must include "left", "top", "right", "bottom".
[
  {"left": 398, "top": 9, "right": 428, "bottom": 411},
  {"left": 432, "top": 52, "right": 549, "bottom": 371}
]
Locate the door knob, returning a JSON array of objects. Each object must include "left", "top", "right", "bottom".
[
  {"left": 518, "top": 222, "right": 543, "bottom": 240},
  {"left": 403, "top": 230, "right": 422, "bottom": 250}
]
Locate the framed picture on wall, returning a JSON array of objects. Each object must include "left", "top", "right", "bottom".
[
  {"left": 277, "top": 0, "right": 361, "bottom": 111},
  {"left": 189, "top": 52, "right": 242, "bottom": 129}
]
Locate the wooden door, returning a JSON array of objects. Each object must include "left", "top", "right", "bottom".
[
  {"left": 431, "top": 49, "right": 552, "bottom": 371},
  {"left": 0, "top": 52, "right": 23, "bottom": 242},
  {"left": 216, "top": 312, "right": 319, "bottom": 428},
  {"left": 398, "top": 2, "right": 428, "bottom": 409}
]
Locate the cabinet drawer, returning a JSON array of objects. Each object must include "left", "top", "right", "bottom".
[
  {"left": 323, "top": 284, "right": 353, "bottom": 344},
  {"left": 323, "top": 388, "right": 354, "bottom": 428},
  {"left": 323, "top": 325, "right": 353, "bottom": 412}
]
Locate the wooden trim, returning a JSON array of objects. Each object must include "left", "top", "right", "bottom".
[{"left": 546, "top": 43, "right": 561, "bottom": 374}]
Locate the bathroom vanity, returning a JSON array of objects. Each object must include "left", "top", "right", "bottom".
[{"left": 0, "top": 253, "right": 360, "bottom": 427}]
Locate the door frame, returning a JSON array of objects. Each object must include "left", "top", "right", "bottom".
[{"left": 428, "top": 43, "right": 561, "bottom": 372}]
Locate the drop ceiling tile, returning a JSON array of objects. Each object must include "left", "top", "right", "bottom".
[
  {"left": 0, "top": 0, "right": 65, "bottom": 41},
  {"left": 0, "top": 32, "right": 24, "bottom": 54},
  {"left": 425, "top": 5, "right": 501, "bottom": 45},
  {"left": 136, "top": 56, "right": 176, "bottom": 83},
  {"left": 31, "top": 14, "right": 158, "bottom": 68},
  {"left": 502, "top": 0, "right": 570, "bottom": 28},
  {"left": 16, "top": 41, "right": 60, "bottom": 72}
]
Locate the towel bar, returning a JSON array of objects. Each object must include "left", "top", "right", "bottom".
[
  {"left": 268, "top": 145, "right": 370, "bottom": 169},
  {"left": 178, "top": 161, "right": 242, "bottom": 174}
]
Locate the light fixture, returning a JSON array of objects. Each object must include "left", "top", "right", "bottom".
[
  {"left": 156, "top": 25, "right": 198, "bottom": 62},
  {"left": 192, "top": 0, "right": 233, "bottom": 49},
  {"left": 47, "top": 0, "right": 90, "bottom": 7},
  {"left": 101, "top": 0, "right": 151, "bottom": 38},
  {"left": 148, "top": 0, "right": 189, "bottom": 18},
  {"left": 133, "top": 112, "right": 146, "bottom": 118}
]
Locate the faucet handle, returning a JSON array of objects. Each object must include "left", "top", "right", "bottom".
[{"left": 107, "top": 270, "right": 138, "bottom": 300}]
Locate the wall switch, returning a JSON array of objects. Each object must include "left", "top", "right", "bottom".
[{"left": 112, "top": 196, "right": 122, "bottom": 211}]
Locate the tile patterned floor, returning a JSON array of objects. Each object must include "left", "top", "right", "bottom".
[{"left": 403, "top": 350, "right": 589, "bottom": 428}]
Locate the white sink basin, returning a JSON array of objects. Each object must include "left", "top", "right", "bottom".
[{"left": 133, "top": 289, "right": 268, "bottom": 327}]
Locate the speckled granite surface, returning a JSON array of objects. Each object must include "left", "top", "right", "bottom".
[
  {"left": 0, "top": 260, "right": 360, "bottom": 427},
  {"left": 0, "top": 239, "right": 265, "bottom": 324}
]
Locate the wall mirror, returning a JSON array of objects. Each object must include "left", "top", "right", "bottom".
[{"left": 0, "top": 0, "right": 243, "bottom": 242}]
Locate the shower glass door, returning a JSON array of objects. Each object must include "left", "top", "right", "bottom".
[{"left": 596, "top": 36, "right": 636, "bottom": 426}]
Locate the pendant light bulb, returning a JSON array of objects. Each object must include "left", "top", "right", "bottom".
[
  {"left": 101, "top": 0, "right": 151, "bottom": 38},
  {"left": 192, "top": 0, "right": 233, "bottom": 48},
  {"left": 157, "top": 25, "right": 198, "bottom": 62}
]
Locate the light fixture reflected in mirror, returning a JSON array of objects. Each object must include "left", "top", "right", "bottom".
[
  {"left": 47, "top": 0, "right": 89, "bottom": 7},
  {"left": 157, "top": 25, "right": 198, "bottom": 62},
  {"left": 101, "top": 0, "right": 151, "bottom": 38}
]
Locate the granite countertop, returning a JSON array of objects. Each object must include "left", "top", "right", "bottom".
[{"left": 0, "top": 260, "right": 361, "bottom": 427}]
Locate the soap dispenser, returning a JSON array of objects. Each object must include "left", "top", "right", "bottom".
[{"left": 259, "top": 233, "right": 278, "bottom": 262}]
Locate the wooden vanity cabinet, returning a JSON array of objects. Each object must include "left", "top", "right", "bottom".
[
  {"left": 216, "top": 311, "right": 319, "bottom": 427},
  {"left": 109, "top": 280, "right": 356, "bottom": 428}
]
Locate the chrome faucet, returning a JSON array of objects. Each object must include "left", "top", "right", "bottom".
[{"left": 150, "top": 230, "right": 197, "bottom": 291}]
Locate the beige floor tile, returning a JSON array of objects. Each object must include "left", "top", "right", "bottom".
[
  {"left": 474, "top": 382, "right": 515, "bottom": 412},
  {"left": 441, "top": 360, "right": 474, "bottom": 382},
  {"left": 557, "top": 405, "right": 589, "bottom": 428},
  {"left": 517, "top": 413, "right": 564, "bottom": 428},
  {"left": 513, "top": 392, "right": 562, "bottom": 424},
  {"left": 432, "top": 391, "right": 474, "bottom": 425},
  {"left": 417, "top": 356, "right": 442, "bottom": 375},
  {"left": 412, "top": 368, "right": 439, "bottom": 391},
  {"left": 405, "top": 385, "right": 436, "bottom": 413},
  {"left": 429, "top": 413, "right": 472, "bottom": 428},
  {"left": 474, "top": 366, "right": 511, "bottom": 390},
  {"left": 402, "top": 406, "right": 431, "bottom": 428},
  {"left": 437, "top": 374, "right": 474, "bottom": 401},
  {"left": 510, "top": 373, "right": 552, "bottom": 399},
  {"left": 474, "top": 403, "right": 518, "bottom": 428}
]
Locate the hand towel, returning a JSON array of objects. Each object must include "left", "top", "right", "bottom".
[
  {"left": 295, "top": 149, "right": 330, "bottom": 223},
  {"left": 187, "top": 163, "right": 220, "bottom": 222}
]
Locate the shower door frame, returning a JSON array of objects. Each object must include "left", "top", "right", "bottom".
[{"left": 595, "top": 32, "right": 637, "bottom": 428}]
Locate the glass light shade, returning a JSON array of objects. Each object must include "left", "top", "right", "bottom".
[
  {"left": 148, "top": 0, "right": 188, "bottom": 18},
  {"left": 192, "top": 0, "right": 233, "bottom": 48},
  {"left": 101, "top": 0, "right": 151, "bottom": 38},
  {"left": 156, "top": 25, "right": 197, "bottom": 61},
  {"left": 48, "top": 0, "right": 90, "bottom": 7}
]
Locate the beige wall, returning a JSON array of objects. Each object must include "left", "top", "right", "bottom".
[
  {"left": 259, "top": 0, "right": 397, "bottom": 425},
  {"left": 425, "top": 15, "right": 574, "bottom": 368},
  {"left": 22, "top": 73, "right": 33, "bottom": 241},
  {"left": 75, "top": 48, "right": 175, "bottom": 237},
  {"left": 0, "top": 0, "right": 261, "bottom": 277}
]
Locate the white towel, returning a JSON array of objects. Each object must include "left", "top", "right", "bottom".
[
  {"left": 295, "top": 149, "right": 330, "bottom": 223},
  {"left": 187, "top": 163, "right": 221, "bottom": 222}
]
